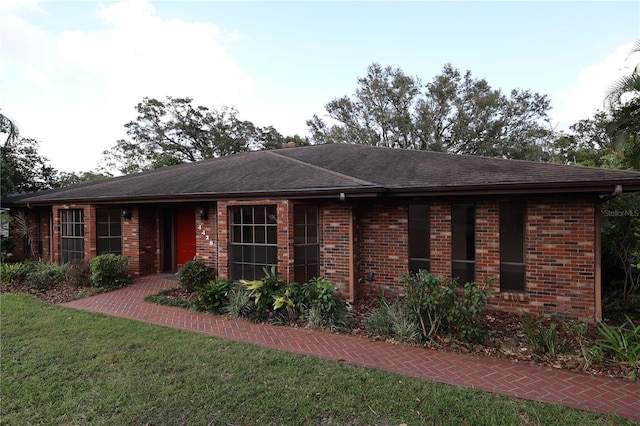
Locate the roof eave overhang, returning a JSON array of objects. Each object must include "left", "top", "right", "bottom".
[
  {"left": 8, "top": 186, "right": 385, "bottom": 207},
  {"left": 386, "top": 180, "right": 640, "bottom": 197}
]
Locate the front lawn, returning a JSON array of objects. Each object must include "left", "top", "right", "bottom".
[{"left": 1, "top": 294, "right": 634, "bottom": 425}]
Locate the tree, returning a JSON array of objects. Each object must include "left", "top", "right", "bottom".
[
  {"left": 308, "top": 63, "right": 554, "bottom": 160},
  {"left": 56, "top": 170, "right": 112, "bottom": 187},
  {"left": 1, "top": 137, "right": 58, "bottom": 195},
  {"left": 0, "top": 110, "right": 19, "bottom": 144},
  {"left": 101, "top": 97, "right": 295, "bottom": 174},
  {"left": 123, "top": 97, "right": 261, "bottom": 162},
  {"left": 604, "top": 40, "right": 640, "bottom": 110},
  {"left": 308, "top": 63, "right": 420, "bottom": 148}
]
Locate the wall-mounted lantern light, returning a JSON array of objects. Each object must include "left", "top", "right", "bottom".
[
  {"left": 197, "top": 206, "right": 208, "bottom": 220},
  {"left": 122, "top": 208, "right": 132, "bottom": 220}
]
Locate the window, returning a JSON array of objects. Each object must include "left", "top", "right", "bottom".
[
  {"left": 451, "top": 203, "right": 475, "bottom": 285},
  {"left": 61, "top": 209, "right": 84, "bottom": 263},
  {"left": 294, "top": 205, "right": 319, "bottom": 283},
  {"left": 96, "top": 209, "right": 122, "bottom": 255},
  {"left": 408, "top": 204, "right": 430, "bottom": 274},
  {"left": 500, "top": 202, "right": 526, "bottom": 292},
  {"left": 229, "top": 205, "right": 277, "bottom": 280}
]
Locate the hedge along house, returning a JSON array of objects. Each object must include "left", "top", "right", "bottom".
[{"left": 5, "top": 144, "right": 640, "bottom": 322}]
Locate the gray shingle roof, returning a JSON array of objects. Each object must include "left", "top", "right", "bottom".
[{"left": 7, "top": 144, "right": 640, "bottom": 205}]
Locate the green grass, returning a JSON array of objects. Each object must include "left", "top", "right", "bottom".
[{"left": 1, "top": 295, "right": 636, "bottom": 426}]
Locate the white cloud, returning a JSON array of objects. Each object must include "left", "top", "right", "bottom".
[
  {"left": 58, "top": 0, "right": 252, "bottom": 112},
  {"left": 3, "top": 0, "right": 254, "bottom": 173},
  {"left": 554, "top": 41, "right": 638, "bottom": 130},
  {"left": 22, "top": 66, "right": 49, "bottom": 87}
]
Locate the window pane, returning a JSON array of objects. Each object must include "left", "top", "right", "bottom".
[
  {"left": 254, "top": 207, "right": 266, "bottom": 224},
  {"left": 97, "top": 223, "right": 109, "bottom": 236},
  {"left": 307, "top": 225, "right": 318, "bottom": 244},
  {"left": 452, "top": 261, "right": 475, "bottom": 285},
  {"left": 231, "top": 225, "right": 242, "bottom": 243},
  {"left": 500, "top": 263, "right": 526, "bottom": 292},
  {"left": 266, "top": 206, "right": 277, "bottom": 224},
  {"left": 500, "top": 202, "right": 526, "bottom": 292},
  {"left": 255, "top": 227, "right": 266, "bottom": 244},
  {"left": 266, "top": 246, "right": 277, "bottom": 265},
  {"left": 409, "top": 259, "right": 430, "bottom": 275},
  {"left": 409, "top": 204, "right": 429, "bottom": 260},
  {"left": 266, "top": 226, "right": 277, "bottom": 244},
  {"left": 452, "top": 204, "right": 475, "bottom": 261},
  {"left": 294, "top": 225, "right": 306, "bottom": 244},
  {"left": 242, "top": 226, "right": 253, "bottom": 243},
  {"left": 500, "top": 203, "right": 525, "bottom": 264},
  {"left": 111, "top": 225, "right": 121, "bottom": 237}
]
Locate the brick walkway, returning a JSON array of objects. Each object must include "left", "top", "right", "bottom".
[{"left": 61, "top": 274, "right": 640, "bottom": 421}]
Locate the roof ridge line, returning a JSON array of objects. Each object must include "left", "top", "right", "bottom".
[{"left": 266, "top": 150, "right": 379, "bottom": 187}]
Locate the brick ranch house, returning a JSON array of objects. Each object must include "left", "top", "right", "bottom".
[{"left": 5, "top": 144, "right": 640, "bottom": 321}]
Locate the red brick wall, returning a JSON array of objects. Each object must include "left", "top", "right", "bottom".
[
  {"left": 137, "top": 208, "right": 159, "bottom": 276},
  {"left": 475, "top": 202, "right": 500, "bottom": 287},
  {"left": 487, "top": 198, "right": 598, "bottom": 322},
  {"left": 357, "top": 202, "right": 407, "bottom": 296},
  {"left": 319, "top": 202, "right": 353, "bottom": 299},
  {"left": 195, "top": 205, "right": 218, "bottom": 274},
  {"left": 430, "top": 201, "right": 451, "bottom": 276},
  {"left": 352, "top": 198, "right": 598, "bottom": 321}
]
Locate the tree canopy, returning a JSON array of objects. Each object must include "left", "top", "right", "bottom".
[
  {"left": 100, "top": 97, "right": 309, "bottom": 175},
  {"left": 307, "top": 63, "right": 554, "bottom": 161}
]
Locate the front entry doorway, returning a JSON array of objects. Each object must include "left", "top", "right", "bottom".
[{"left": 162, "top": 207, "right": 196, "bottom": 273}]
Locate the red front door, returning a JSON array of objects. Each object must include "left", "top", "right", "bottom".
[{"left": 176, "top": 208, "right": 196, "bottom": 268}]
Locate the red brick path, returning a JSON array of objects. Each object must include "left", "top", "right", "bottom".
[{"left": 61, "top": 274, "right": 640, "bottom": 421}]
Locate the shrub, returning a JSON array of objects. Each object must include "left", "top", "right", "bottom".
[
  {"left": 65, "top": 259, "right": 92, "bottom": 288},
  {"left": 304, "top": 277, "right": 349, "bottom": 331},
  {"left": 365, "top": 296, "right": 420, "bottom": 344},
  {"left": 597, "top": 316, "right": 640, "bottom": 381},
  {"left": 90, "top": 254, "right": 130, "bottom": 289},
  {"left": 178, "top": 259, "right": 213, "bottom": 293},
  {"left": 402, "top": 271, "right": 490, "bottom": 343},
  {"left": 240, "top": 266, "right": 285, "bottom": 314},
  {"left": 223, "top": 286, "right": 253, "bottom": 319},
  {"left": 0, "top": 262, "right": 31, "bottom": 286},
  {"left": 196, "top": 278, "right": 233, "bottom": 313},
  {"left": 26, "top": 261, "right": 67, "bottom": 290}
]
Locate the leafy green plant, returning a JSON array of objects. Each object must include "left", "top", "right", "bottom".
[
  {"left": 65, "top": 259, "right": 92, "bottom": 288},
  {"left": 597, "top": 316, "right": 640, "bottom": 381},
  {"left": 520, "top": 315, "right": 571, "bottom": 359},
  {"left": 240, "top": 266, "right": 285, "bottom": 313},
  {"left": 0, "top": 262, "right": 31, "bottom": 286},
  {"left": 303, "top": 277, "right": 349, "bottom": 331},
  {"left": 222, "top": 286, "right": 253, "bottom": 319},
  {"left": 402, "top": 271, "right": 490, "bottom": 343},
  {"left": 451, "top": 281, "right": 491, "bottom": 343},
  {"left": 89, "top": 254, "right": 131, "bottom": 289},
  {"left": 26, "top": 261, "right": 66, "bottom": 290},
  {"left": 273, "top": 289, "right": 295, "bottom": 317},
  {"left": 177, "top": 259, "right": 212, "bottom": 293},
  {"left": 195, "top": 278, "right": 232, "bottom": 313},
  {"left": 365, "top": 296, "right": 420, "bottom": 344}
]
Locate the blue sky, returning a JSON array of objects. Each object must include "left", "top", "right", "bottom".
[{"left": 1, "top": 0, "right": 638, "bottom": 173}]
